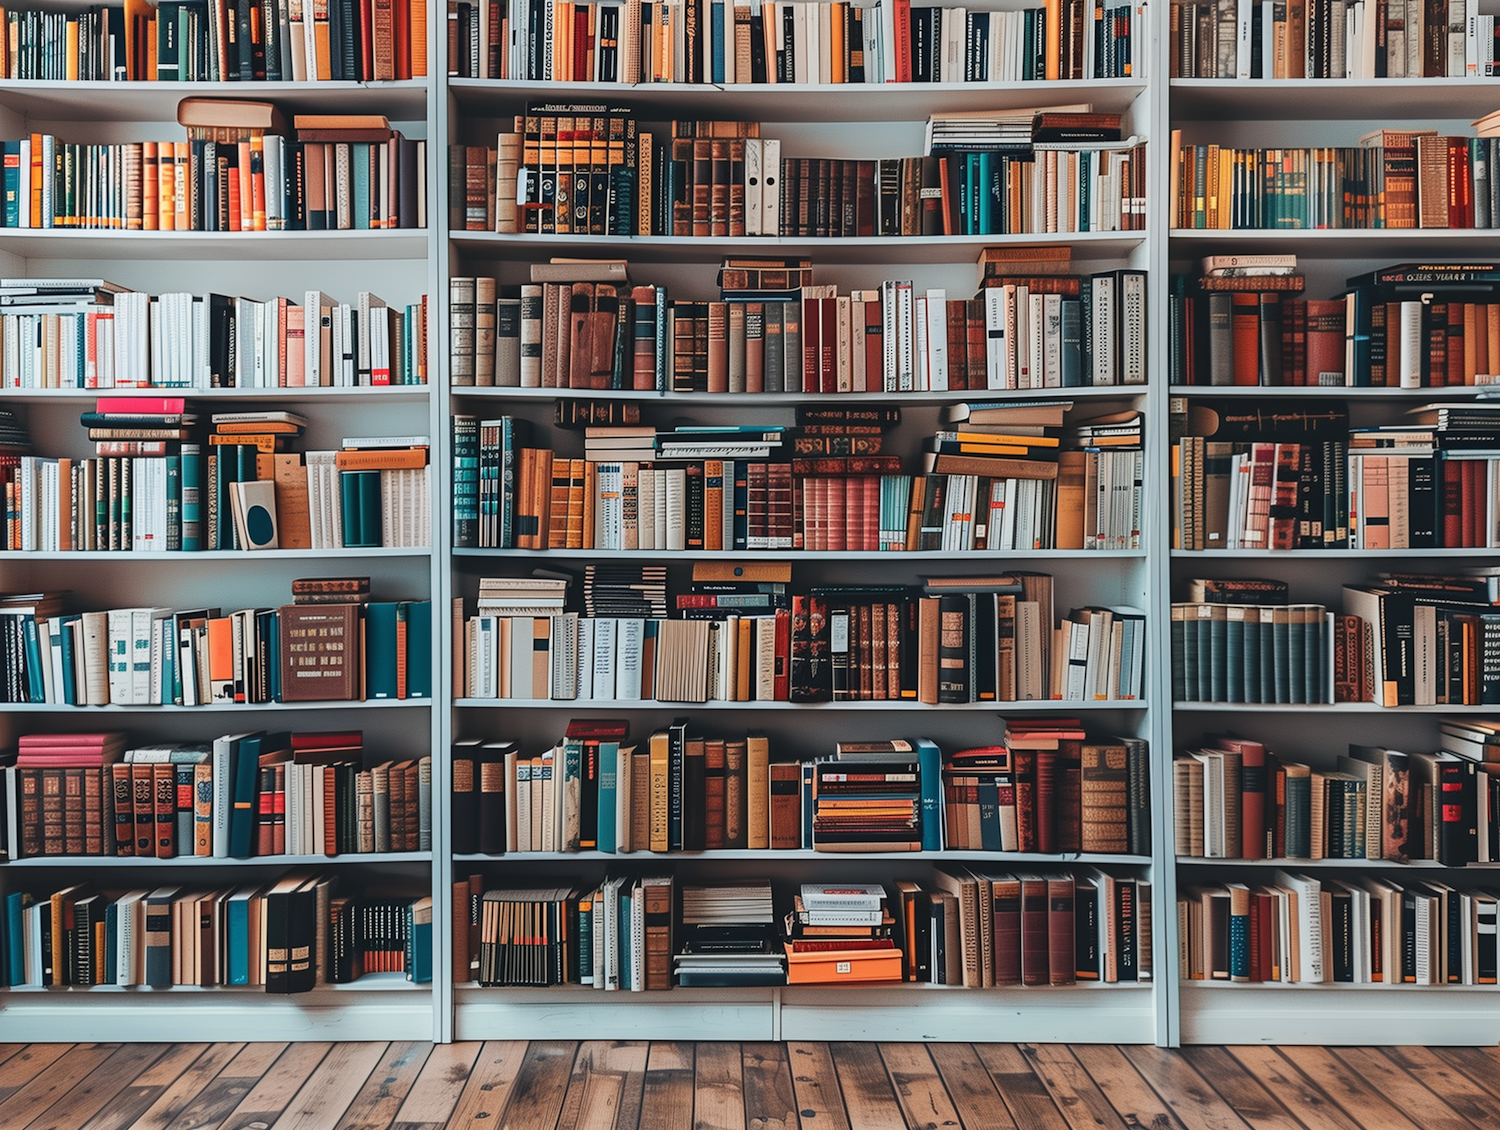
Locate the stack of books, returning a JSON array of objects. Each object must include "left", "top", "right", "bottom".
[
  {"left": 784, "top": 883, "right": 902, "bottom": 984},
  {"left": 811, "top": 740, "right": 926, "bottom": 853},
  {"left": 674, "top": 881, "right": 784, "bottom": 987}
]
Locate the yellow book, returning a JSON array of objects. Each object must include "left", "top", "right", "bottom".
[
  {"left": 65, "top": 19, "right": 78, "bottom": 80},
  {"left": 409, "top": 0, "right": 427, "bottom": 76},
  {"left": 648, "top": 728, "right": 670, "bottom": 851}
]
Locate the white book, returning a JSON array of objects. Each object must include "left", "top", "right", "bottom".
[
  {"left": 761, "top": 139, "right": 781, "bottom": 235},
  {"left": 744, "top": 138, "right": 763, "bottom": 235},
  {"left": 593, "top": 617, "right": 618, "bottom": 699},
  {"left": 615, "top": 617, "right": 645, "bottom": 699},
  {"left": 1236, "top": 0, "right": 1253, "bottom": 77},
  {"left": 925, "top": 289, "right": 948, "bottom": 391},
  {"left": 575, "top": 616, "right": 595, "bottom": 701},
  {"left": 510, "top": 615, "right": 537, "bottom": 699},
  {"left": 113, "top": 890, "right": 149, "bottom": 985},
  {"left": 913, "top": 296, "right": 929, "bottom": 391}
]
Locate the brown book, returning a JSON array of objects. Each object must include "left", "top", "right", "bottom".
[
  {"left": 918, "top": 596, "right": 940, "bottom": 705},
  {"left": 1416, "top": 134, "right": 1452, "bottom": 229},
  {"left": 768, "top": 762, "right": 801, "bottom": 850},
  {"left": 1080, "top": 742, "right": 1130, "bottom": 853},
  {"left": 82, "top": 767, "right": 106, "bottom": 855},
  {"left": 724, "top": 738, "right": 747, "bottom": 849},
  {"left": 273, "top": 454, "right": 313, "bottom": 549},
  {"left": 924, "top": 453, "right": 1059, "bottom": 480},
  {"left": 278, "top": 603, "right": 361, "bottom": 701},
  {"left": 57, "top": 770, "right": 80, "bottom": 854},
  {"left": 641, "top": 876, "right": 674, "bottom": 990},
  {"left": 18, "top": 770, "right": 42, "bottom": 858},
  {"left": 149, "top": 763, "right": 174, "bottom": 858},
  {"left": 451, "top": 878, "right": 471, "bottom": 984},
  {"left": 1047, "top": 876, "right": 1076, "bottom": 986},
  {"left": 703, "top": 738, "right": 726, "bottom": 850},
  {"left": 629, "top": 747, "right": 651, "bottom": 853},
  {"left": 130, "top": 765, "right": 154, "bottom": 856}
]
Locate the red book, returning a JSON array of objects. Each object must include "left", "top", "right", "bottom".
[
  {"left": 95, "top": 396, "right": 186, "bottom": 413},
  {"left": 965, "top": 299, "right": 986, "bottom": 391},
  {"left": 1442, "top": 459, "right": 1464, "bottom": 545},
  {"left": 893, "top": 0, "right": 912, "bottom": 80},
  {"left": 1217, "top": 737, "right": 1267, "bottom": 859},
  {"left": 256, "top": 766, "right": 275, "bottom": 856},
  {"left": 1304, "top": 299, "right": 1345, "bottom": 385},
  {"left": 153, "top": 763, "right": 176, "bottom": 857},
  {"left": 19, "top": 732, "right": 125, "bottom": 749},
  {"left": 292, "top": 730, "right": 363, "bottom": 751},
  {"left": 991, "top": 875, "right": 1022, "bottom": 984},
  {"left": 773, "top": 607, "right": 791, "bottom": 701},
  {"left": 1034, "top": 747, "right": 1058, "bottom": 853},
  {"left": 945, "top": 299, "right": 968, "bottom": 391},
  {"left": 1047, "top": 876, "right": 1076, "bottom": 985},
  {"left": 272, "top": 764, "right": 287, "bottom": 854},
  {"left": 819, "top": 297, "right": 838, "bottom": 393},
  {"left": 1232, "top": 292, "right": 1261, "bottom": 385},
  {"left": 1268, "top": 443, "right": 1301, "bottom": 550}
]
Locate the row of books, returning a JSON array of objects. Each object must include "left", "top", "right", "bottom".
[
  {"left": 1174, "top": 723, "right": 1500, "bottom": 866},
  {"left": 448, "top": 270, "right": 1148, "bottom": 392},
  {"left": 457, "top": 0, "right": 1141, "bottom": 82},
  {"left": 1171, "top": 128, "right": 1500, "bottom": 230},
  {"left": 0, "top": 0, "right": 430, "bottom": 81},
  {"left": 452, "top": 720, "right": 1150, "bottom": 856},
  {"left": 1172, "top": 573, "right": 1500, "bottom": 707},
  {"left": 4, "top": 730, "right": 431, "bottom": 860},
  {"left": 454, "top": 869, "right": 1150, "bottom": 988},
  {"left": 460, "top": 579, "right": 1147, "bottom": 706},
  {"left": 1170, "top": 259, "right": 1500, "bottom": 389},
  {"left": 1180, "top": 872, "right": 1498, "bottom": 985},
  {"left": 0, "top": 876, "right": 433, "bottom": 990},
  {"left": 1171, "top": 399, "right": 1500, "bottom": 551},
  {"left": 0, "top": 282, "right": 429, "bottom": 390},
  {"left": 2, "top": 131, "right": 427, "bottom": 231},
  {"left": 478, "top": 108, "right": 1146, "bottom": 237},
  {"left": 1168, "top": 0, "right": 1500, "bottom": 78},
  {"left": 0, "top": 589, "right": 434, "bottom": 705}
]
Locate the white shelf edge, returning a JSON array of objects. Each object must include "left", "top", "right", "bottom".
[
  {"left": 5, "top": 851, "right": 433, "bottom": 867},
  {"left": 454, "top": 697, "right": 1146, "bottom": 711}
]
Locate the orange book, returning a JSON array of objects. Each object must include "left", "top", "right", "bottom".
[
  {"left": 272, "top": 763, "right": 286, "bottom": 854},
  {"left": 783, "top": 944, "right": 903, "bottom": 984},
  {"left": 205, "top": 616, "right": 235, "bottom": 702},
  {"left": 173, "top": 140, "right": 190, "bottom": 230},
  {"left": 395, "top": 603, "right": 408, "bottom": 699},
  {"left": 153, "top": 762, "right": 175, "bottom": 858},
  {"left": 238, "top": 141, "right": 253, "bottom": 231},
  {"left": 157, "top": 142, "right": 175, "bottom": 230},
  {"left": 65, "top": 20, "right": 79, "bottom": 79},
  {"left": 333, "top": 447, "right": 428, "bottom": 470},
  {"left": 29, "top": 132, "right": 43, "bottom": 227},
  {"left": 322, "top": 765, "right": 339, "bottom": 853},
  {"left": 140, "top": 141, "right": 158, "bottom": 230},
  {"left": 250, "top": 136, "right": 267, "bottom": 230},
  {"left": 226, "top": 148, "right": 243, "bottom": 232}
]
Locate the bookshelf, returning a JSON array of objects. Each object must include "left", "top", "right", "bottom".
[
  {"left": 439, "top": 9, "right": 1171, "bottom": 1042},
  {"left": 0, "top": 16, "right": 445, "bottom": 1039},
  {"left": 1167, "top": 31, "right": 1500, "bottom": 1044}
]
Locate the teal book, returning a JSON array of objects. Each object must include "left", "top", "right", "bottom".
[
  {"left": 359, "top": 470, "right": 383, "bottom": 546},
  {"left": 180, "top": 443, "right": 202, "bottom": 551},
  {"left": 56, "top": 614, "right": 80, "bottom": 704},
  {"left": 225, "top": 887, "right": 254, "bottom": 984},
  {"left": 228, "top": 731, "right": 273, "bottom": 858},
  {"left": 2, "top": 142, "right": 19, "bottom": 227},
  {"left": 597, "top": 741, "right": 618, "bottom": 853},
  {"left": 916, "top": 737, "right": 943, "bottom": 851},
  {"left": 404, "top": 600, "right": 432, "bottom": 698},
  {"left": 22, "top": 617, "right": 43, "bottom": 702},
  {"left": 351, "top": 143, "right": 371, "bottom": 230},
  {"left": 364, "top": 602, "right": 400, "bottom": 698},
  {"left": 618, "top": 890, "right": 632, "bottom": 990},
  {"left": 405, "top": 899, "right": 432, "bottom": 982}
]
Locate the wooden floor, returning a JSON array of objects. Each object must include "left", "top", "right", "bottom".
[{"left": 1, "top": 1039, "right": 1498, "bottom": 1130}]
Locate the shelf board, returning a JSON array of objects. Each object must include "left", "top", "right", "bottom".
[
  {"left": 1169, "top": 385, "right": 1500, "bottom": 399},
  {"left": 1, "top": 698, "right": 429, "bottom": 712},
  {"left": 1172, "top": 701, "right": 1500, "bottom": 713},
  {"left": 451, "top": 386, "right": 1145, "bottom": 405},
  {"left": 5, "top": 851, "right": 433, "bottom": 868},
  {"left": 1, "top": 385, "right": 430, "bottom": 403},
  {"left": 1, "top": 547, "right": 431, "bottom": 560},
  {"left": 1168, "top": 228, "right": 1489, "bottom": 257},
  {"left": 452, "top": 230, "right": 1147, "bottom": 265},
  {"left": 1177, "top": 979, "right": 1493, "bottom": 991},
  {"left": 449, "top": 78, "right": 1149, "bottom": 120},
  {"left": 1170, "top": 77, "right": 1500, "bottom": 121},
  {"left": 456, "top": 978, "right": 1148, "bottom": 992},
  {"left": 457, "top": 548, "right": 1145, "bottom": 560},
  {"left": 2, "top": 972, "right": 426, "bottom": 992},
  {"left": 0, "top": 79, "right": 429, "bottom": 121},
  {"left": 1177, "top": 856, "right": 1477, "bottom": 869},
  {"left": 454, "top": 697, "right": 1145, "bottom": 712},
  {"left": 1170, "top": 547, "right": 1496, "bottom": 558},
  {"left": 454, "top": 849, "right": 1150, "bottom": 863},
  {"left": 0, "top": 228, "right": 430, "bottom": 261}
]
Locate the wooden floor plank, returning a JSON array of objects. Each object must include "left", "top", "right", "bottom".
[
  {"left": 972, "top": 1044, "right": 1070, "bottom": 1130},
  {"left": 1070, "top": 1044, "right": 1189, "bottom": 1130},
  {"left": 1220, "top": 1047, "right": 1361, "bottom": 1130},
  {"left": 690, "top": 1043, "right": 744, "bottom": 1130},
  {"left": 877, "top": 1044, "right": 966, "bottom": 1130},
  {"left": 71, "top": 1043, "right": 213, "bottom": 1130},
  {"left": 1121, "top": 1047, "right": 1257, "bottom": 1130},
  {"left": 331, "top": 1042, "right": 433, "bottom": 1130},
  {"left": 922, "top": 1044, "right": 1017, "bottom": 1130},
  {"left": 0, "top": 1045, "right": 72, "bottom": 1106},
  {"left": 1021, "top": 1044, "right": 1133, "bottom": 1130},
  {"left": 550, "top": 1042, "right": 643, "bottom": 1130},
  {"left": 785, "top": 1042, "right": 853, "bottom": 1130},
  {"left": 104, "top": 1043, "right": 244, "bottom": 1130},
  {"left": 481, "top": 1041, "right": 576, "bottom": 1130},
  {"left": 0, "top": 1043, "right": 121, "bottom": 1130},
  {"left": 19, "top": 1043, "right": 170, "bottom": 1130},
  {"left": 1379, "top": 1047, "right": 1500, "bottom": 1128},
  {"left": 635, "top": 1043, "right": 695, "bottom": 1130},
  {"left": 1326, "top": 1048, "right": 1480, "bottom": 1130},
  {"left": 214, "top": 1042, "right": 334, "bottom": 1130},
  {"left": 0, "top": 1047, "right": 30, "bottom": 1070},
  {"left": 1276, "top": 1047, "right": 1428, "bottom": 1130},
  {"left": 553, "top": 1042, "right": 650, "bottom": 1130},
  {"left": 442, "top": 1041, "right": 529, "bottom": 1130},
  {"left": 381, "top": 1042, "right": 481, "bottom": 1130},
  {"left": 744, "top": 1043, "right": 799, "bottom": 1130},
  {"left": 609, "top": 1041, "right": 651, "bottom": 1130},
  {"left": 1427, "top": 1047, "right": 1500, "bottom": 1102},
  {"left": 273, "top": 1041, "right": 393, "bottom": 1130},
  {"left": 1177, "top": 1048, "right": 1309, "bottom": 1130},
  {"left": 154, "top": 1042, "right": 289, "bottom": 1130},
  {"left": 826, "top": 1043, "right": 907, "bottom": 1130}
]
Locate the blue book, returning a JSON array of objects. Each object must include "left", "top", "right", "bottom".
[
  {"left": 597, "top": 741, "right": 618, "bottom": 853},
  {"left": 267, "top": 611, "right": 281, "bottom": 701},
  {"left": 915, "top": 738, "right": 944, "bottom": 851},
  {"left": 711, "top": 0, "right": 725, "bottom": 82},
  {"left": 227, "top": 731, "right": 270, "bottom": 858},
  {"left": 56, "top": 615, "right": 80, "bottom": 704},
  {"left": 404, "top": 600, "right": 432, "bottom": 698},
  {"left": 351, "top": 143, "right": 371, "bottom": 229},
  {"left": 5, "top": 892, "right": 30, "bottom": 985},
  {"left": 406, "top": 900, "right": 432, "bottom": 982},
  {"left": 22, "top": 617, "right": 43, "bottom": 702},
  {"left": 226, "top": 886, "right": 255, "bottom": 984}
]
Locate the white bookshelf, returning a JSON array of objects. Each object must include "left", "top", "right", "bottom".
[
  {"left": 0, "top": 51, "right": 445, "bottom": 1040},
  {"left": 1166, "top": 57, "right": 1500, "bottom": 1041}
]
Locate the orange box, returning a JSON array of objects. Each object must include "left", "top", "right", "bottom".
[{"left": 783, "top": 945, "right": 903, "bottom": 985}]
